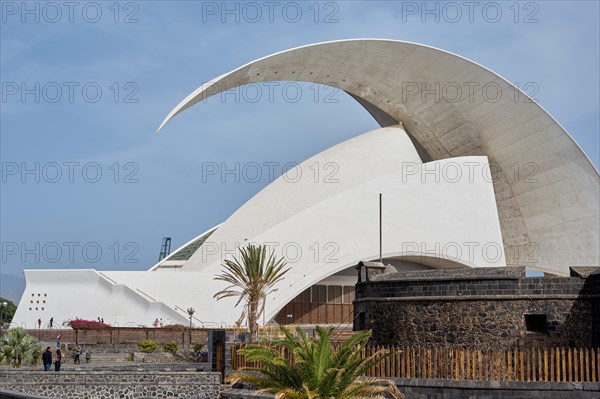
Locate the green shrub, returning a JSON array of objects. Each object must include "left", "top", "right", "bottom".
[
  {"left": 163, "top": 341, "right": 178, "bottom": 353},
  {"left": 138, "top": 340, "right": 157, "bottom": 353},
  {"left": 0, "top": 328, "right": 43, "bottom": 368}
]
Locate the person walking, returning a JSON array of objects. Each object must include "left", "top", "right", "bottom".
[
  {"left": 42, "top": 347, "right": 52, "bottom": 371},
  {"left": 74, "top": 345, "right": 81, "bottom": 364},
  {"left": 54, "top": 349, "right": 62, "bottom": 371}
]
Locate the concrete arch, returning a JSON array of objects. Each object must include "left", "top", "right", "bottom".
[
  {"left": 180, "top": 126, "right": 506, "bottom": 324},
  {"left": 158, "top": 39, "right": 599, "bottom": 274},
  {"left": 13, "top": 40, "right": 598, "bottom": 329}
]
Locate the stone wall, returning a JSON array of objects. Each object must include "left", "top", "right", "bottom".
[
  {"left": 26, "top": 328, "right": 208, "bottom": 346},
  {"left": 354, "top": 267, "right": 600, "bottom": 348},
  {"left": 63, "top": 343, "right": 137, "bottom": 354},
  {"left": 132, "top": 351, "right": 196, "bottom": 363},
  {"left": 1, "top": 363, "right": 210, "bottom": 373},
  {"left": 393, "top": 378, "right": 600, "bottom": 399},
  {"left": 4, "top": 375, "right": 598, "bottom": 399},
  {"left": 221, "top": 390, "right": 273, "bottom": 399},
  {"left": 221, "top": 379, "right": 600, "bottom": 399},
  {"left": 0, "top": 370, "right": 221, "bottom": 399}
]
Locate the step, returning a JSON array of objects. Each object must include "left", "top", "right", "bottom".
[{"left": 66, "top": 353, "right": 132, "bottom": 363}]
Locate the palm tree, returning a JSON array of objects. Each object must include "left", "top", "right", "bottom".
[
  {"left": 233, "top": 326, "right": 404, "bottom": 399},
  {"left": 0, "top": 327, "right": 43, "bottom": 368},
  {"left": 214, "top": 244, "right": 289, "bottom": 342}
]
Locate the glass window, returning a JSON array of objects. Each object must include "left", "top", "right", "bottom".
[
  {"left": 311, "top": 285, "right": 327, "bottom": 303},
  {"left": 328, "top": 286, "right": 342, "bottom": 304}
]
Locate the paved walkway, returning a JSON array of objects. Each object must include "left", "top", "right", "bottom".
[{"left": 0, "top": 362, "right": 209, "bottom": 372}]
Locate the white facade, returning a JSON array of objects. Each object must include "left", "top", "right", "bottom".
[
  {"left": 14, "top": 126, "right": 504, "bottom": 328},
  {"left": 159, "top": 39, "right": 600, "bottom": 274},
  {"left": 13, "top": 39, "right": 598, "bottom": 328}
]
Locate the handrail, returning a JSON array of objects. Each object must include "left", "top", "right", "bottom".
[
  {"left": 97, "top": 272, "right": 118, "bottom": 285},
  {"left": 135, "top": 289, "right": 157, "bottom": 302},
  {"left": 173, "top": 305, "right": 220, "bottom": 328}
]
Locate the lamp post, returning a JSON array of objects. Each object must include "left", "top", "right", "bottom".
[
  {"left": 186, "top": 307, "right": 195, "bottom": 346},
  {"left": 186, "top": 307, "right": 195, "bottom": 328}
]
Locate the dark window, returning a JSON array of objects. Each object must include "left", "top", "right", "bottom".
[
  {"left": 292, "top": 293, "right": 302, "bottom": 303},
  {"left": 525, "top": 314, "right": 548, "bottom": 334},
  {"left": 311, "top": 285, "right": 327, "bottom": 303},
  {"left": 293, "top": 288, "right": 310, "bottom": 303},
  {"left": 328, "top": 286, "right": 342, "bottom": 304},
  {"left": 301, "top": 288, "right": 310, "bottom": 303},
  {"left": 311, "top": 286, "right": 319, "bottom": 303}
]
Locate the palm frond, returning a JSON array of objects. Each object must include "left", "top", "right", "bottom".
[
  {"left": 213, "top": 244, "right": 290, "bottom": 341},
  {"left": 234, "top": 326, "right": 405, "bottom": 399},
  {"left": 0, "top": 328, "right": 43, "bottom": 368}
]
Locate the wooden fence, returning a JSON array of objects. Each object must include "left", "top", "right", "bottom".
[{"left": 232, "top": 345, "right": 600, "bottom": 383}]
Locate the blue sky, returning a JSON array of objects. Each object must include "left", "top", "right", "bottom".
[{"left": 1, "top": 1, "right": 599, "bottom": 284}]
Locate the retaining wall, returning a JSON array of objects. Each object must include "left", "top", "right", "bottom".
[
  {"left": 221, "top": 379, "right": 600, "bottom": 399},
  {"left": 355, "top": 266, "right": 600, "bottom": 348},
  {"left": 0, "top": 370, "right": 221, "bottom": 399}
]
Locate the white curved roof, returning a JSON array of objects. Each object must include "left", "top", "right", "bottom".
[
  {"left": 158, "top": 39, "right": 599, "bottom": 275},
  {"left": 180, "top": 125, "right": 505, "bottom": 323},
  {"left": 13, "top": 125, "right": 506, "bottom": 327},
  {"left": 14, "top": 39, "right": 597, "bottom": 329}
]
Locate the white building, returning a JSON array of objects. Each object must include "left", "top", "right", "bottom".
[{"left": 13, "top": 39, "right": 599, "bottom": 328}]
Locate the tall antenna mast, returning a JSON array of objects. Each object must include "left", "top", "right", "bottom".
[{"left": 379, "top": 193, "right": 383, "bottom": 264}]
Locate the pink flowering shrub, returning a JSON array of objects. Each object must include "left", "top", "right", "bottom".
[{"left": 68, "top": 319, "right": 111, "bottom": 331}]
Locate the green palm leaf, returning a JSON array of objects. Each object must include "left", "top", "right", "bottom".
[
  {"left": 233, "top": 326, "right": 404, "bottom": 399},
  {"left": 214, "top": 244, "right": 289, "bottom": 341},
  {"left": 0, "top": 327, "right": 43, "bottom": 368}
]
